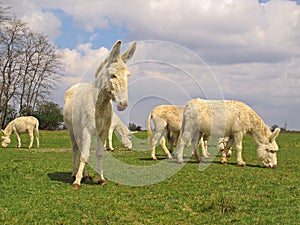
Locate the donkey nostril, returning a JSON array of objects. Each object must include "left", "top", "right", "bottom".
[
  {"left": 120, "top": 101, "right": 128, "bottom": 107},
  {"left": 117, "top": 101, "right": 128, "bottom": 111}
]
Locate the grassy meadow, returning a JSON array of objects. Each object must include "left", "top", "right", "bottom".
[{"left": 0, "top": 130, "right": 299, "bottom": 224}]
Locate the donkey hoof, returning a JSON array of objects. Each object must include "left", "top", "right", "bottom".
[
  {"left": 221, "top": 159, "right": 227, "bottom": 164},
  {"left": 72, "top": 183, "right": 80, "bottom": 190},
  {"left": 177, "top": 159, "right": 184, "bottom": 164},
  {"left": 167, "top": 155, "right": 173, "bottom": 160},
  {"left": 98, "top": 179, "right": 106, "bottom": 185},
  {"left": 238, "top": 161, "right": 246, "bottom": 167}
]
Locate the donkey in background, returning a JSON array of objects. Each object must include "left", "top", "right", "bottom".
[
  {"left": 105, "top": 111, "right": 132, "bottom": 151},
  {"left": 1, "top": 116, "right": 39, "bottom": 149}
]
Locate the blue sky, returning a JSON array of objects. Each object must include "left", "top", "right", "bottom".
[
  {"left": 45, "top": 8, "right": 128, "bottom": 50},
  {"left": 5, "top": 0, "right": 300, "bottom": 130}
]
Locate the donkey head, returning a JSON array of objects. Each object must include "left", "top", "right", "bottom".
[
  {"left": 1, "top": 130, "right": 11, "bottom": 148},
  {"left": 97, "top": 41, "right": 136, "bottom": 111},
  {"left": 122, "top": 134, "right": 132, "bottom": 150},
  {"left": 257, "top": 128, "right": 280, "bottom": 168}
]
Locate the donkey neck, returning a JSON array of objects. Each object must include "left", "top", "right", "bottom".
[
  {"left": 248, "top": 112, "right": 270, "bottom": 146},
  {"left": 3, "top": 122, "right": 13, "bottom": 136}
]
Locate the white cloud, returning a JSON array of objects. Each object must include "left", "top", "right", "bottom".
[
  {"left": 60, "top": 43, "right": 109, "bottom": 84},
  {"left": 23, "top": 11, "right": 62, "bottom": 40},
  {"left": 6, "top": 0, "right": 300, "bottom": 62}
]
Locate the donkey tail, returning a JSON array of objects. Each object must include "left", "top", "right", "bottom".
[
  {"left": 34, "top": 119, "right": 40, "bottom": 148},
  {"left": 147, "top": 111, "right": 153, "bottom": 149}
]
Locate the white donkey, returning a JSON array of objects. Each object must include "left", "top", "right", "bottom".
[
  {"left": 106, "top": 112, "right": 132, "bottom": 151},
  {"left": 177, "top": 99, "right": 280, "bottom": 168},
  {"left": 147, "top": 105, "right": 210, "bottom": 160},
  {"left": 64, "top": 40, "right": 136, "bottom": 189},
  {"left": 1, "top": 116, "right": 39, "bottom": 149}
]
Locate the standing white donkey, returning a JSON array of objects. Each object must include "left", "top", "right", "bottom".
[
  {"left": 1, "top": 116, "right": 39, "bottom": 149},
  {"left": 64, "top": 41, "right": 136, "bottom": 189}
]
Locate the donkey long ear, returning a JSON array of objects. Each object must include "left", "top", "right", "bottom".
[
  {"left": 108, "top": 40, "right": 122, "bottom": 62},
  {"left": 269, "top": 128, "right": 280, "bottom": 142},
  {"left": 95, "top": 41, "right": 121, "bottom": 77},
  {"left": 121, "top": 41, "right": 136, "bottom": 63}
]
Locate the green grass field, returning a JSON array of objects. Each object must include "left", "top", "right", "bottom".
[{"left": 0, "top": 130, "right": 299, "bottom": 224}]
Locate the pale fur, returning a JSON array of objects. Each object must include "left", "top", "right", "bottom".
[
  {"left": 1, "top": 116, "right": 39, "bottom": 149},
  {"left": 147, "top": 105, "right": 210, "bottom": 160},
  {"left": 106, "top": 112, "right": 132, "bottom": 151},
  {"left": 177, "top": 98, "right": 280, "bottom": 168},
  {"left": 64, "top": 41, "right": 136, "bottom": 187}
]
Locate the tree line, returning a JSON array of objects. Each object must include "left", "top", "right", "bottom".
[{"left": 0, "top": 5, "right": 64, "bottom": 129}]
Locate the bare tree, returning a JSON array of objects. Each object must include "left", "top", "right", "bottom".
[
  {"left": 0, "top": 18, "right": 26, "bottom": 126},
  {"left": 18, "top": 32, "right": 62, "bottom": 115},
  {"left": 0, "top": 10, "right": 63, "bottom": 127}
]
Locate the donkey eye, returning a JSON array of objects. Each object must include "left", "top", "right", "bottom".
[{"left": 111, "top": 74, "right": 117, "bottom": 79}]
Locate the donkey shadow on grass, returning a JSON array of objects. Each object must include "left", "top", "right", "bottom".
[
  {"left": 139, "top": 156, "right": 263, "bottom": 168},
  {"left": 48, "top": 172, "right": 73, "bottom": 184},
  {"left": 48, "top": 172, "right": 100, "bottom": 185}
]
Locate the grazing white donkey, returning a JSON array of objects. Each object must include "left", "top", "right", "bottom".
[
  {"left": 1, "top": 116, "right": 39, "bottom": 149},
  {"left": 177, "top": 99, "right": 280, "bottom": 168},
  {"left": 147, "top": 105, "right": 210, "bottom": 160},
  {"left": 106, "top": 112, "right": 132, "bottom": 151},
  {"left": 64, "top": 40, "right": 136, "bottom": 189}
]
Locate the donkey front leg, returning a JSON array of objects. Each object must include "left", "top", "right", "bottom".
[
  {"left": 95, "top": 145, "right": 106, "bottom": 185},
  {"left": 15, "top": 132, "right": 21, "bottom": 148},
  {"left": 73, "top": 158, "right": 87, "bottom": 189},
  {"left": 221, "top": 137, "right": 234, "bottom": 164},
  {"left": 234, "top": 133, "right": 246, "bottom": 166},
  {"left": 73, "top": 148, "right": 91, "bottom": 189},
  {"left": 107, "top": 128, "right": 114, "bottom": 151},
  {"left": 177, "top": 131, "right": 193, "bottom": 163}
]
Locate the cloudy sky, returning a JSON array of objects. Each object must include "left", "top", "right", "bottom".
[{"left": 4, "top": 0, "right": 300, "bottom": 130}]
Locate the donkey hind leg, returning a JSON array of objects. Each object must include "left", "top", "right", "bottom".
[
  {"left": 169, "top": 132, "right": 179, "bottom": 155},
  {"left": 34, "top": 126, "right": 40, "bottom": 148},
  {"left": 177, "top": 130, "right": 194, "bottom": 164},
  {"left": 28, "top": 131, "right": 34, "bottom": 149},
  {"left": 159, "top": 136, "right": 172, "bottom": 159},
  {"left": 151, "top": 126, "right": 169, "bottom": 160},
  {"left": 150, "top": 118, "right": 168, "bottom": 160},
  {"left": 151, "top": 132, "right": 161, "bottom": 160},
  {"left": 199, "top": 135, "right": 210, "bottom": 159},
  {"left": 191, "top": 131, "right": 201, "bottom": 162}
]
